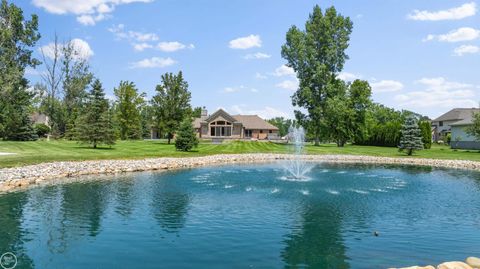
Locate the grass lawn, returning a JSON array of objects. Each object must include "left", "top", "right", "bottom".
[{"left": 0, "top": 139, "right": 478, "bottom": 168}]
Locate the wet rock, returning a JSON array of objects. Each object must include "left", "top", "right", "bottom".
[
  {"left": 437, "top": 261, "right": 473, "bottom": 269},
  {"left": 466, "top": 257, "right": 480, "bottom": 268}
]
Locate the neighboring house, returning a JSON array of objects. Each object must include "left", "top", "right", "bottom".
[
  {"left": 450, "top": 113, "right": 480, "bottom": 150},
  {"left": 431, "top": 108, "right": 480, "bottom": 143},
  {"left": 150, "top": 108, "right": 279, "bottom": 140},
  {"left": 30, "top": 112, "right": 50, "bottom": 126}
]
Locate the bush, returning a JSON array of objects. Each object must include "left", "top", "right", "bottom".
[
  {"left": 34, "top": 123, "right": 50, "bottom": 138},
  {"left": 446, "top": 133, "right": 451, "bottom": 144},
  {"left": 175, "top": 118, "right": 199, "bottom": 151},
  {"left": 418, "top": 121, "right": 432, "bottom": 149}
]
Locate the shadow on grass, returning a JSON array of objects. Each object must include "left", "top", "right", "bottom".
[{"left": 75, "top": 146, "right": 116, "bottom": 150}]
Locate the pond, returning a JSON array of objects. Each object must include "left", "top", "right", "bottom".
[{"left": 1, "top": 163, "right": 480, "bottom": 269}]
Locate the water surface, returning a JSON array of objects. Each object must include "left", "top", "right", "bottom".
[{"left": 1, "top": 163, "right": 480, "bottom": 269}]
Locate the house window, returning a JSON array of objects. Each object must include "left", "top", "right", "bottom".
[
  {"left": 439, "top": 121, "right": 443, "bottom": 127},
  {"left": 211, "top": 127, "right": 215, "bottom": 136},
  {"left": 260, "top": 130, "right": 263, "bottom": 134},
  {"left": 245, "top": 130, "right": 252, "bottom": 137},
  {"left": 269, "top": 130, "right": 272, "bottom": 134}
]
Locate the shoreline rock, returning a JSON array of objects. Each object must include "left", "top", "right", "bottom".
[{"left": 1, "top": 153, "right": 480, "bottom": 193}]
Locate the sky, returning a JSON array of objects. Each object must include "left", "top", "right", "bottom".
[{"left": 18, "top": 0, "right": 480, "bottom": 119}]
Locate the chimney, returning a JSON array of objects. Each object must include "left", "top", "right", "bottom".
[{"left": 201, "top": 106, "right": 208, "bottom": 117}]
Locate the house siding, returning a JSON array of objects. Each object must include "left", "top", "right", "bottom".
[{"left": 451, "top": 125, "right": 480, "bottom": 149}]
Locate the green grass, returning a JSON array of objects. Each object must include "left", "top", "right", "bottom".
[{"left": 0, "top": 139, "right": 478, "bottom": 168}]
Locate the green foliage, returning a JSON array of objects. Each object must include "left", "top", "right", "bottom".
[
  {"left": 151, "top": 71, "right": 192, "bottom": 144},
  {"left": 418, "top": 121, "right": 432, "bottom": 149},
  {"left": 113, "top": 81, "right": 145, "bottom": 140},
  {"left": 349, "top": 80, "right": 372, "bottom": 143},
  {"left": 399, "top": 115, "right": 424, "bottom": 156},
  {"left": 268, "top": 117, "right": 295, "bottom": 137},
  {"left": 281, "top": 5, "right": 353, "bottom": 145},
  {"left": 76, "top": 79, "right": 115, "bottom": 148},
  {"left": 446, "top": 133, "right": 452, "bottom": 144},
  {"left": 34, "top": 123, "right": 50, "bottom": 138},
  {"left": 175, "top": 118, "right": 198, "bottom": 151},
  {"left": 356, "top": 104, "right": 403, "bottom": 147},
  {"left": 0, "top": 0, "right": 41, "bottom": 141},
  {"left": 466, "top": 112, "right": 480, "bottom": 142}
]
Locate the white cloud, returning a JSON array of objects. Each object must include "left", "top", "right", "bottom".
[
  {"left": 407, "top": 2, "right": 477, "bottom": 21},
  {"left": 454, "top": 44, "right": 480, "bottom": 56},
  {"left": 229, "top": 34, "right": 262, "bottom": 49},
  {"left": 370, "top": 80, "right": 404, "bottom": 93},
  {"left": 32, "top": 0, "right": 152, "bottom": 25},
  {"left": 156, "top": 41, "right": 194, "bottom": 52},
  {"left": 255, "top": 72, "right": 268, "bottom": 79},
  {"left": 394, "top": 77, "right": 477, "bottom": 109},
  {"left": 424, "top": 27, "right": 480, "bottom": 42},
  {"left": 129, "top": 57, "right": 176, "bottom": 69},
  {"left": 223, "top": 87, "right": 238, "bottom": 93},
  {"left": 133, "top": 43, "right": 153, "bottom": 52},
  {"left": 222, "top": 85, "right": 257, "bottom": 94},
  {"left": 272, "top": 65, "right": 295, "bottom": 77},
  {"left": 244, "top": 52, "right": 271, "bottom": 60},
  {"left": 39, "top": 38, "right": 94, "bottom": 60},
  {"left": 109, "top": 24, "right": 159, "bottom": 42},
  {"left": 337, "top": 72, "right": 361, "bottom": 81},
  {"left": 276, "top": 80, "right": 298, "bottom": 91},
  {"left": 230, "top": 105, "right": 290, "bottom": 119}
]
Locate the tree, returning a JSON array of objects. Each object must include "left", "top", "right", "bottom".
[
  {"left": 349, "top": 80, "right": 372, "bottom": 143},
  {"left": 282, "top": 5, "right": 353, "bottom": 146},
  {"left": 398, "top": 115, "right": 423, "bottom": 156},
  {"left": 152, "top": 71, "right": 192, "bottom": 144},
  {"left": 268, "top": 117, "right": 295, "bottom": 137},
  {"left": 466, "top": 112, "right": 480, "bottom": 142},
  {"left": 76, "top": 79, "right": 115, "bottom": 148},
  {"left": 0, "top": 0, "right": 41, "bottom": 140},
  {"left": 175, "top": 118, "right": 199, "bottom": 151},
  {"left": 418, "top": 121, "right": 432, "bottom": 149},
  {"left": 114, "top": 81, "right": 145, "bottom": 140},
  {"left": 324, "top": 95, "right": 353, "bottom": 147}
]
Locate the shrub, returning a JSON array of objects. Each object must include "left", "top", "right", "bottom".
[
  {"left": 175, "top": 118, "right": 198, "bottom": 151},
  {"left": 34, "top": 123, "right": 50, "bottom": 138},
  {"left": 418, "top": 121, "right": 432, "bottom": 149}
]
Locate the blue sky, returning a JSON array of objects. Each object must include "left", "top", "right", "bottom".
[{"left": 20, "top": 0, "right": 480, "bottom": 119}]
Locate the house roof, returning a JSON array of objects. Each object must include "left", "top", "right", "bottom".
[
  {"left": 192, "top": 109, "right": 279, "bottom": 130},
  {"left": 433, "top": 108, "right": 480, "bottom": 122},
  {"left": 450, "top": 112, "right": 478, "bottom": 126}
]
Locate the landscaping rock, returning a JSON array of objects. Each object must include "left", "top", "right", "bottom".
[
  {"left": 466, "top": 257, "right": 480, "bottom": 268},
  {"left": 389, "top": 266, "right": 435, "bottom": 269},
  {"left": 437, "top": 261, "right": 473, "bottom": 269}
]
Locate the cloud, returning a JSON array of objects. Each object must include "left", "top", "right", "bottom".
[
  {"left": 271, "top": 65, "right": 295, "bottom": 77},
  {"left": 230, "top": 105, "right": 290, "bottom": 119},
  {"left": 337, "top": 72, "right": 361, "bottom": 81},
  {"left": 156, "top": 41, "right": 194, "bottom": 52},
  {"left": 276, "top": 80, "right": 298, "bottom": 91},
  {"left": 244, "top": 52, "right": 271, "bottom": 60},
  {"left": 454, "top": 44, "right": 480, "bottom": 56},
  {"left": 394, "top": 77, "right": 477, "bottom": 109},
  {"left": 222, "top": 85, "right": 257, "bottom": 93},
  {"left": 39, "top": 38, "right": 94, "bottom": 60},
  {"left": 133, "top": 43, "right": 153, "bottom": 52},
  {"left": 423, "top": 27, "right": 480, "bottom": 42},
  {"left": 32, "top": 0, "right": 153, "bottom": 26},
  {"left": 229, "top": 34, "right": 262, "bottom": 49},
  {"left": 108, "top": 24, "right": 159, "bottom": 42},
  {"left": 407, "top": 2, "right": 477, "bottom": 21},
  {"left": 255, "top": 72, "right": 268, "bottom": 79},
  {"left": 129, "top": 57, "right": 176, "bottom": 69},
  {"left": 370, "top": 80, "right": 404, "bottom": 93}
]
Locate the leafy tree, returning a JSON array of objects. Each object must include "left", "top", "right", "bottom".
[
  {"left": 418, "top": 121, "right": 432, "bottom": 149},
  {"left": 192, "top": 107, "right": 202, "bottom": 118},
  {"left": 140, "top": 104, "right": 154, "bottom": 139},
  {"left": 0, "top": 0, "right": 41, "bottom": 140},
  {"left": 175, "top": 118, "right": 198, "bottom": 151},
  {"left": 268, "top": 117, "right": 295, "bottom": 137},
  {"left": 282, "top": 5, "right": 353, "bottom": 145},
  {"left": 398, "top": 115, "right": 423, "bottom": 156},
  {"left": 114, "top": 81, "right": 145, "bottom": 140},
  {"left": 466, "top": 112, "right": 480, "bottom": 142},
  {"left": 324, "top": 94, "right": 353, "bottom": 147},
  {"left": 356, "top": 103, "right": 403, "bottom": 147},
  {"left": 34, "top": 123, "right": 50, "bottom": 138},
  {"left": 349, "top": 79, "right": 372, "bottom": 143},
  {"left": 76, "top": 79, "right": 115, "bottom": 148},
  {"left": 152, "top": 71, "right": 192, "bottom": 144}
]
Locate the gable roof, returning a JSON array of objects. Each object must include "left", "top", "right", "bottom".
[
  {"left": 450, "top": 112, "right": 478, "bottom": 126},
  {"left": 433, "top": 108, "right": 480, "bottom": 122},
  {"left": 232, "top": 115, "right": 279, "bottom": 130},
  {"left": 204, "top": 109, "right": 237, "bottom": 123}
]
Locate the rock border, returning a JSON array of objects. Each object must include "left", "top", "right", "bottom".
[{"left": 1, "top": 153, "right": 480, "bottom": 193}]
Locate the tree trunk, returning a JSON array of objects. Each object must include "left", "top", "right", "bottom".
[
  {"left": 314, "top": 136, "right": 319, "bottom": 146},
  {"left": 167, "top": 133, "right": 171, "bottom": 144},
  {"left": 93, "top": 143, "right": 97, "bottom": 149},
  {"left": 407, "top": 149, "right": 412, "bottom": 156}
]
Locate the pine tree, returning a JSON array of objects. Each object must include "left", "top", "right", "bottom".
[
  {"left": 76, "top": 79, "right": 115, "bottom": 148},
  {"left": 398, "top": 115, "right": 423, "bottom": 156},
  {"left": 175, "top": 118, "right": 198, "bottom": 152}
]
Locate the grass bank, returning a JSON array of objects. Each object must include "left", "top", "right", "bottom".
[{"left": 0, "top": 140, "right": 478, "bottom": 168}]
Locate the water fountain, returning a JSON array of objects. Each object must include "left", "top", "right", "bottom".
[{"left": 283, "top": 126, "right": 313, "bottom": 180}]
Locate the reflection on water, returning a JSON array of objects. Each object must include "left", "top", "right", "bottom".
[{"left": 0, "top": 164, "right": 479, "bottom": 268}]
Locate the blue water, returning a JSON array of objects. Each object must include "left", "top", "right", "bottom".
[{"left": 1, "top": 163, "right": 480, "bottom": 269}]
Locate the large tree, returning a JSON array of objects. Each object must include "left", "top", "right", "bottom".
[
  {"left": 151, "top": 71, "right": 192, "bottom": 144},
  {"left": 348, "top": 79, "right": 372, "bottom": 143},
  {"left": 114, "top": 81, "right": 145, "bottom": 140},
  {"left": 76, "top": 79, "right": 115, "bottom": 148},
  {"left": 282, "top": 5, "right": 353, "bottom": 146},
  {"left": 0, "top": 0, "right": 41, "bottom": 140}
]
